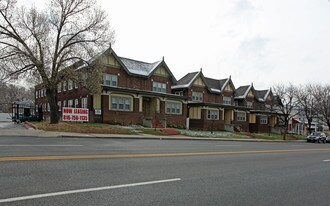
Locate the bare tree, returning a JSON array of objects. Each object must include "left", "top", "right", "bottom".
[
  {"left": 295, "top": 84, "right": 316, "bottom": 135},
  {"left": 0, "top": 0, "right": 115, "bottom": 123},
  {"left": 272, "top": 84, "right": 299, "bottom": 140},
  {"left": 312, "top": 84, "right": 330, "bottom": 130}
]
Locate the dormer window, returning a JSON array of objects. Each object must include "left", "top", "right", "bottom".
[{"left": 175, "top": 91, "right": 183, "bottom": 96}]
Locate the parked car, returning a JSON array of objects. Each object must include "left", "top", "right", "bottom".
[
  {"left": 326, "top": 136, "right": 330, "bottom": 143},
  {"left": 307, "top": 132, "right": 327, "bottom": 143}
]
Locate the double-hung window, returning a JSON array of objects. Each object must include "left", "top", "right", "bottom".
[
  {"left": 103, "top": 74, "right": 117, "bottom": 87},
  {"left": 111, "top": 96, "right": 131, "bottom": 111},
  {"left": 207, "top": 110, "right": 219, "bottom": 120},
  {"left": 223, "top": 96, "right": 231, "bottom": 105},
  {"left": 192, "top": 92, "right": 203, "bottom": 102},
  {"left": 58, "top": 101, "right": 61, "bottom": 111},
  {"left": 247, "top": 101, "right": 253, "bottom": 108},
  {"left": 57, "top": 82, "right": 61, "bottom": 93},
  {"left": 152, "top": 82, "right": 166, "bottom": 93},
  {"left": 68, "top": 99, "right": 73, "bottom": 107},
  {"left": 75, "top": 99, "right": 79, "bottom": 108},
  {"left": 63, "top": 81, "right": 67, "bottom": 91},
  {"left": 81, "top": 97, "right": 88, "bottom": 108},
  {"left": 165, "top": 101, "right": 181, "bottom": 115},
  {"left": 237, "top": 112, "right": 246, "bottom": 121},
  {"left": 260, "top": 116, "right": 268, "bottom": 124},
  {"left": 68, "top": 80, "right": 73, "bottom": 90}
]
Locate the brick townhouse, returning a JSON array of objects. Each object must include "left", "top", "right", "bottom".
[
  {"left": 35, "top": 47, "right": 187, "bottom": 128},
  {"left": 171, "top": 69, "right": 281, "bottom": 132},
  {"left": 35, "top": 47, "right": 282, "bottom": 132}
]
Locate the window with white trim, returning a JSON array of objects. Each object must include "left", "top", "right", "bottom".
[
  {"left": 152, "top": 82, "right": 166, "bottom": 93},
  {"left": 111, "top": 96, "right": 131, "bottom": 111},
  {"left": 75, "top": 99, "right": 79, "bottom": 108},
  {"left": 47, "top": 103, "right": 50, "bottom": 112},
  {"left": 260, "top": 116, "right": 268, "bottom": 124},
  {"left": 207, "top": 110, "right": 219, "bottom": 120},
  {"left": 247, "top": 101, "right": 253, "bottom": 108},
  {"left": 166, "top": 101, "right": 182, "bottom": 115},
  {"left": 68, "top": 80, "right": 73, "bottom": 90},
  {"left": 81, "top": 97, "right": 87, "bottom": 108},
  {"left": 63, "top": 100, "right": 67, "bottom": 107},
  {"left": 192, "top": 92, "right": 203, "bottom": 102},
  {"left": 36, "top": 91, "right": 38, "bottom": 99},
  {"left": 175, "top": 91, "right": 183, "bottom": 96},
  {"left": 57, "top": 82, "right": 61, "bottom": 93},
  {"left": 236, "top": 112, "right": 246, "bottom": 121},
  {"left": 68, "top": 99, "right": 73, "bottom": 107},
  {"left": 223, "top": 96, "right": 231, "bottom": 105},
  {"left": 63, "top": 81, "right": 67, "bottom": 91},
  {"left": 103, "top": 74, "right": 117, "bottom": 87},
  {"left": 58, "top": 101, "right": 61, "bottom": 111},
  {"left": 74, "top": 81, "right": 78, "bottom": 89}
]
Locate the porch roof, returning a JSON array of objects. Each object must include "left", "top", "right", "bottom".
[{"left": 102, "top": 86, "right": 187, "bottom": 100}]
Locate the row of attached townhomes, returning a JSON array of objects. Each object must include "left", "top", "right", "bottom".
[{"left": 35, "top": 47, "right": 284, "bottom": 133}]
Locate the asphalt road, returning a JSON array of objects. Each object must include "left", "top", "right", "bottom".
[{"left": 0, "top": 136, "right": 329, "bottom": 206}]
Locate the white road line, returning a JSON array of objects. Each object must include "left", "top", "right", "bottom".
[
  {"left": 0, "top": 178, "right": 181, "bottom": 203},
  {"left": 323, "top": 159, "right": 330, "bottom": 162},
  {"left": 0, "top": 145, "right": 83, "bottom": 147},
  {"left": 215, "top": 145, "right": 242, "bottom": 147}
]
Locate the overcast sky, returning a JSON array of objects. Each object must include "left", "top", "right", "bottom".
[{"left": 24, "top": 0, "right": 330, "bottom": 90}]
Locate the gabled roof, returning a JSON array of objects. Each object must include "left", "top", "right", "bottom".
[
  {"left": 118, "top": 57, "right": 161, "bottom": 77},
  {"left": 171, "top": 70, "right": 207, "bottom": 90},
  {"left": 205, "top": 77, "right": 222, "bottom": 93},
  {"left": 254, "top": 89, "right": 271, "bottom": 102},
  {"left": 75, "top": 47, "right": 177, "bottom": 83},
  {"left": 172, "top": 70, "right": 234, "bottom": 94},
  {"left": 234, "top": 84, "right": 253, "bottom": 99}
]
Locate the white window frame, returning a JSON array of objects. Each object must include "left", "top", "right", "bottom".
[
  {"left": 68, "top": 80, "right": 73, "bottom": 90},
  {"left": 247, "top": 101, "right": 253, "bottom": 108},
  {"left": 63, "top": 100, "right": 67, "bottom": 107},
  {"left": 68, "top": 99, "right": 73, "bottom": 107},
  {"left": 57, "top": 82, "right": 61, "bottom": 93},
  {"left": 175, "top": 91, "right": 183, "bottom": 96},
  {"left": 192, "top": 92, "right": 203, "bottom": 102},
  {"left": 111, "top": 96, "right": 131, "bottom": 111},
  {"left": 223, "top": 96, "right": 231, "bottom": 105},
  {"left": 260, "top": 116, "right": 268, "bottom": 124},
  {"left": 165, "top": 101, "right": 182, "bottom": 115},
  {"left": 74, "top": 81, "right": 78, "bottom": 89},
  {"left": 236, "top": 112, "right": 246, "bottom": 121},
  {"left": 47, "top": 103, "right": 50, "bottom": 112},
  {"left": 36, "top": 91, "right": 38, "bottom": 99},
  {"left": 75, "top": 99, "right": 79, "bottom": 108},
  {"left": 58, "top": 101, "right": 61, "bottom": 111},
  {"left": 152, "top": 82, "right": 166, "bottom": 93},
  {"left": 81, "top": 97, "right": 88, "bottom": 108},
  {"left": 103, "top": 74, "right": 118, "bottom": 87},
  {"left": 207, "top": 109, "right": 219, "bottom": 120},
  {"left": 63, "top": 81, "right": 67, "bottom": 91}
]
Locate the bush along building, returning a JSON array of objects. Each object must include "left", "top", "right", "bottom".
[{"left": 35, "top": 47, "right": 283, "bottom": 133}]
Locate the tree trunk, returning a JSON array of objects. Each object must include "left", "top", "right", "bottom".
[
  {"left": 283, "top": 119, "right": 288, "bottom": 140},
  {"left": 307, "top": 119, "right": 312, "bottom": 135},
  {"left": 46, "top": 87, "right": 59, "bottom": 124}
]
